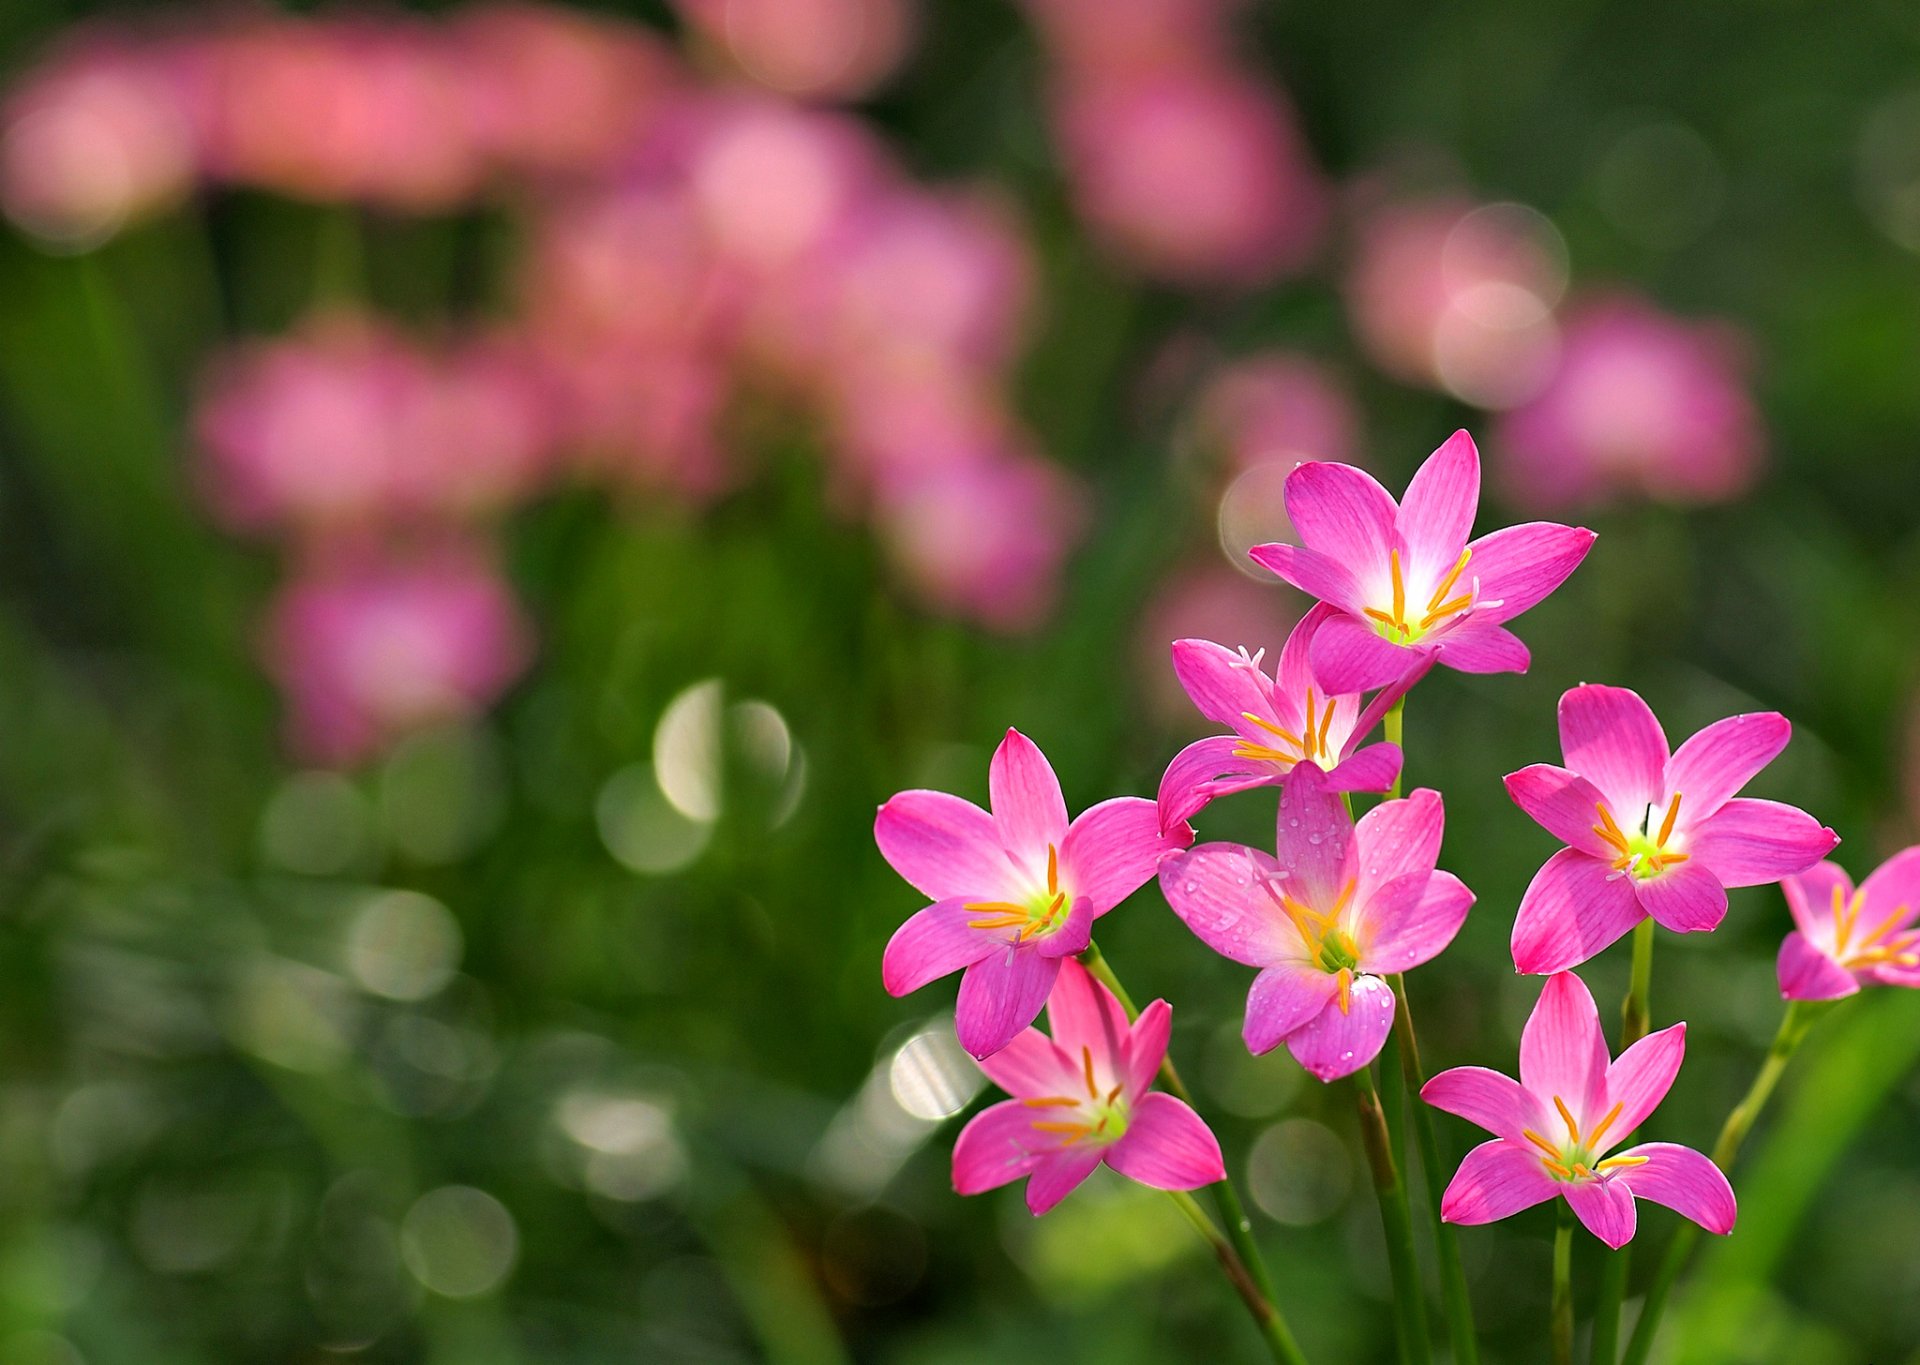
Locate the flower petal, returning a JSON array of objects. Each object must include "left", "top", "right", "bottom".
[
  {"left": 1664, "top": 712, "right": 1790, "bottom": 820},
  {"left": 1275, "top": 760, "right": 1356, "bottom": 910},
  {"left": 990, "top": 729, "right": 1068, "bottom": 864},
  {"left": 1024, "top": 1148, "right": 1104, "bottom": 1215},
  {"left": 1558, "top": 684, "right": 1668, "bottom": 816},
  {"left": 1365, "top": 869, "right": 1474, "bottom": 974},
  {"left": 1285, "top": 975, "right": 1396, "bottom": 1080},
  {"left": 1171, "top": 638, "right": 1276, "bottom": 729},
  {"left": 1398, "top": 429, "right": 1481, "bottom": 584},
  {"left": 1439, "top": 1139, "right": 1561, "bottom": 1225},
  {"left": 1159, "top": 843, "right": 1293, "bottom": 967},
  {"left": 1061, "top": 797, "right": 1191, "bottom": 915},
  {"left": 952, "top": 1099, "right": 1044, "bottom": 1195},
  {"left": 1604, "top": 1022, "right": 1686, "bottom": 1143},
  {"left": 1635, "top": 861, "right": 1728, "bottom": 934},
  {"left": 1044, "top": 957, "right": 1130, "bottom": 1070},
  {"left": 1284, "top": 460, "right": 1399, "bottom": 573},
  {"left": 1121, "top": 999, "right": 1172, "bottom": 1096},
  {"left": 1354, "top": 787, "right": 1445, "bottom": 890},
  {"left": 1856, "top": 846, "right": 1920, "bottom": 933},
  {"left": 1105, "top": 1092, "right": 1226, "bottom": 1190},
  {"left": 1565, "top": 1176, "right": 1638, "bottom": 1249},
  {"left": 1520, "top": 972, "right": 1610, "bottom": 1126},
  {"left": 1688, "top": 799, "right": 1838, "bottom": 888},
  {"left": 1504, "top": 764, "right": 1616, "bottom": 859},
  {"left": 1326, "top": 742, "right": 1403, "bottom": 794},
  {"left": 1511, "top": 848, "right": 1647, "bottom": 975},
  {"left": 1244, "top": 963, "right": 1339, "bottom": 1054},
  {"left": 1613, "top": 1143, "right": 1736, "bottom": 1235},
  {"left": 875, "top": 790, "right": 1011, "bottom": 902},
  {"left": 1465, "top": 522, "right": 1597, "bottom": 622},
  {"left": 1422, "top": 1066, "right": 1549, "bottom": 1146},
  {"left": 1274, "top": 602, "right": 1339, "bottom": 709},
  {"left": 882, "top": 898, "right": 997, "bottom": 996},
  {"left": 1033, "top": 893, "right": 1094, "bottom": 958},
  {"left": 1309, "top": 612, "right": 1423, "bottom": 694},
  {"left": 1781, "top": 861, "right": 1850, "bottom": 938},
  {"left": 1156, "top": 736, "right": 1264, "bottom": 831},
  {"left": 955, "top": 947, "right": 1061, "bottom": 1059},
  {"left": 977, "top": 1028, "right": 1078, "bottom": 1098},
  {"left": 1776, "top": 931, "right": 1860, "bottom": 1001},
  {"left": 1432, "top": 621, "right": 1530, "bottom": 675},
  {"left": 1247, "top": 543, "right": 1367, "bottom": 616}
]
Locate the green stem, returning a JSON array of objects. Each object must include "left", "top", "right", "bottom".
[
  {"left": 1591, "top": 917, "right": 1658, "bottom": 1363},
  {"left": 1618, "top": 999, "right": 1828, "bottom": 1365},
  {"left": 1552, "top": 1202, "right": 1576, "bottom": 1365},
  {"left": 1385, "top": 699, "right": 1406, "bottom": 799},
  {"left": 1392, "top": 975, "right": 1478, "bottom": 1365},
  {"left": 1354, "top": 1065, "right": 1433, "bottom": 1365},
  {"left": 1082, "top": 942, "right": 1310, "bottom": 1365}
]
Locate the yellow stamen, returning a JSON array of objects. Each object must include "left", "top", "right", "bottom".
[
  {"left": 1106, "top": 1082, "right": 1124, "bottom": 1104},
  {"left": 1585, "top": 1101, "right": 1625, "bottom": 1150},
  {"left": 1316, "top": 695, "right": 1337, "bottom": 756},
  {"left": 1657, "top": 793, "right": 1682, "bottom": 848},
  {"left": 1522, "top": 1129, "right": 1561, "bottom": 1159},
  {"left": 1082, "top": 1046, "right": 1097, "bottom": 1099},
  {"left": 966, "top": 912, "right": 1029, "bottom": 930},
  {"left": 1834, "top": 886, "right": 1870, "bottom": 954},
  {"left": 1336, "top": 967, "right": 1352, "bottom": 1015},
  {"left": 1047, "top": 844, "right": 1059, "bottom": 896},
  {"left": 1594, "top": 805, "right": 1631, "bottom": 855},
  {"left": 1418, "top": 594, "right": 1473, "bottom": 630},
  {"left": 1541, "top": 1158, "right": 1574, "bottom": 1179},
  {"left": 1571, "top": 1163, "right": 1595, "bottom": 1180},
  {"left": 1424, "top": 549, "right": 1472, "bottom": 615},
  {"left": 1363, "top": 607, "right": 1401, "bottom": 629},
  {"left": 1304, "top": 689, "right": 1318, "bottom": 752},
  {"left": 1390, "top": 549, "right": 1406, "bottom": 629},
  {"left": 1244, "top": 712, "right": 1306, "bottom": 750},
  {"left": 1553, "top": 1096, "right": 1581, "bottom": 1146},
  {"left": 1232, "top": 743, "right": 1295, "bottom": 765},
  {"left": 1022, "top": 1096, "right": 1080, "bottom": 1108},
  {"left": 1331, "top": 878, "right": 1357, "bottom": 920},
  {"left": 1596, "top": 1155, "right": 1649, "bottom": 1171}
]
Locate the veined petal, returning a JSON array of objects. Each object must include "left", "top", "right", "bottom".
[
  {"left": 1275, "top": 761, "right": 1355, "bottom": 911},
  {"left": 1326, "top": 742, "right": 1403, "bottom": 794},
  {"left": 1782, "top": 861, "right": 1851, "bottom": 939},
  {"left": 875, "top": 790, "right": 1011, "bottom": 902},
  {"left": 1558, "top": 684, "right": 1668, "bottom": 816},
  {"left": 1635, "top": 861, "right": 1729, "bottom": 934},
  {"left": 1511, "top": 848, "right": 1646, "bottom": 974},
  {"left": 989, "top": 730, "right": 1068, "bottom": 865},
  {"left": 1244, "top": 964, "right": 1339, "bottom": 1054},
  {"left": 1604, "top": 1022, "right": 1686, "bottom": 1143},
  {"left": 1422, "top": 1067, "right": 1549, "bottom": 1146},
  {"left": 1365, "top": 869, "right": 1474, "bottom": 974},
  {"left": 1105, "top": 1092, "right": 1225, "bottom": 1191},
  {"left": 955, "top": 948, "right": 1061, "bottom": 1060},
  {"left": 1856, "top": 846, "right": 1920, "bottom": 934},
  {"left": 952, "top": 1099, "right": 1045, "bottom": 1195},
  {"left": 1044, "top": 958, "right": 1129, "bottom": 1071},
  {"left": 1776, "top": 932, "right": 1860, "bottom": 1001},
  {"left": 882, "top": 898, "right": 997, "bottom": 997},
  {"left": 1520, "top": 972, "right": 1610, "bottom": 1127},
  {"left": 1688, "top": 799, "right": 1838, "bottom": 888},
  {"left": 1354, "top": 788, "right": 1445, "bottom": 894},
  {"left": 1504, "top": 764, "right": 1616, "bottom": 859},
  {"left": 1247, "top": 543, "right": 1367, "bottom": 617},
  {"left": 1565, "top": 1176, "right": 1638, "bottom": 1249},
  {"left": 1664, "top": 712, "right": 1790, "bottom": 820},
  {"left": 1283, "top": 460, "right": 1399, "bottom": 573},
  {"left": 1399, "top": 429, "right": 1481, "bottom": 585},
  {"left": 1286, "top": 975, "right": 1396, "bottom": 1080},
  {"left": 1274, "top": 603, "right": 1340, "bottom": 712},
  {"left": 1061, "top": 797, "right": 1192, "bottom": 915},
  {"left": 1024, "top": 1148, "right": 1104, "bottom": 1215},
  {"left": 1440, "top": 1140, "right": 1561, "bottom": 1225},
  {"left": 1465, "top": 522, "right": 1597, "bottom": 622},
  {"left": 1613, "top": 1143, "right": 1736, "bottom": 1235},
  {"left": 1159, "top": 843, "right": 1293, "bottom": 967},
  {"left": 1432, "top": 621, "right": 1530, "bottom": 675},
  {"left": 1157, "top": 736, "right": 1263, "bottom": 831},
  {"left": 1033, "top": 894, "right": 1094, "bottom": 958},
  {"left": 1171, "top": 638, "right": 1278, "bottom": 729},
  {"left": 1121, "top": 999, "right": 1173, "bottom": 1097},
  {"left": 977, "top": 1028, "right": 1078, "bottom": 1099},
  {"left": 1309, "top": 612, "right": 1424, "bottom": 694}
]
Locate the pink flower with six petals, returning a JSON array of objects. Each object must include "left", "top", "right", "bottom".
[
  {"left": 877, "top": 730, "right": 1192, "bottom": 1058},
  {"left": 1777, "top": 851, "right": 1920, "bottom": 1000},
  {"left": 1507, "top": 684, "right": 1838, "bottom": 974},
  {"left": 1249, "top": 429, "right": 1595, "bottom": 694},
  {"left": 1158, "top": 761, "right": 1473, "bottom": 1080},
  {"left": 1423, "top": 971, "right": 1736, "bottom": 1249},
  {"left": 953, "top": 959, "right": 1225, "bottom": 1215}
]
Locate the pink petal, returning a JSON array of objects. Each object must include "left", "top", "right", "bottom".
[
  {"left": 1604, "top": 1022, "right": 1686, "bottom": 1142},
  {"left": 952, "top": 1099, "right": 1044, "bottom": 1195},
  {"left": 1365, "top": 870, "right": 1474, "bottom": 974},
  {"left": 1275, "top": 760, "right": 1355, "bottom": 910},
  {"left": 1504, "top": 764, "right": 1615, "bottom": 859},
  {"left": 1432, "top": 620, "right": 1530, "bottom": 675},
  {"left": 989, "top": 729, "right": 1068, "bottom": 864},
  {"left": 1309, "top": 611, "right": 1423, "bottom": 694},
  {"left": 1062, "top": 797, "right": 1192, "bottom": 915},
  {"left": 1244, "top": 963, "right": 1339, "bottom": 1054},
  {"left": 875, "top": 790, "right": 1012, "bottom": 902},
  {"left": 1349, "top": 654, "right": 1437, "bottom": 744},
  {"left": 1439, "top": 1139, "right": 1561, "bottom": 1225},
  {"left": 1664, "top": 712, "right": 1790, "bottom": 821},
  {"left": 1171, "top": 638, "right": 1276, "bottom": 729},
  {"left": 1782, "top": 861, "right": 1850, "bottom": 937},
  {"left": 1121, "top": 999, "right": 1172, "bottom": 1096},
  {"left": 882, "top": 898, "right": 996, "bottom": 996},
  {"left": 1285, "top": 974, "right": 1396, "bottom": 1080},
  {"left": 1274, "top": 602, "right": 1339, "bottom": 707},
  {"left": 1157, "top": 736, "right": 1264, "bottom": 831},
  {"left": 1398, "top": 429, "right": 1481, "bottom": 585},
  {"left": 1465, "top": 522, "right": 1597, "bottom": 622},
  {"left": 1247, "top": 542, "right": 1367, "bottom": 616},
  {"left": 1520, "top": 972, "right": 1609, "bottom": 1125},
  {"left": 1856, "top": 846, "right": 1920, "bottom": 932},
  {"left": 1326, "top": 742, "right": 1403, "bottom": 794},
  {"left": 1688, "top": 799, "right": 1838, "bottom": 888},
  {"left": 977, "top": 1028, "right": 1078, "bottom": 1099},
  {"left": 1353, "top": 787, "right": 1445, "bottom": 892},
  {"left": 1558, "top": 684, "right": 1668, "bottom": 816},
  {"left": 1283, "top": 460, "right": 1400, "bottom": 573},
  {"left": 1024, "top": 1148, "right": 1104, "bottom": 1215},
  {"left": 1565, "top": 1175, "right": 1638, "bottom": 1249},
  {"left": 1422, "top": 1067, "right": 1548, "bottom": 1146},
  {"left": 1105, "top": 1092, "right": 1225, "bottom": 1190},
  {"left": 1044, "top": 957, "right": 1130, "bottom": 1068},
  {"left": 1159, "top": 843, "right": 1293, "bottom": 967},
  {"left": 955, "top": 947, "right": 1061, "bottom": 1059},
  {"left": 1033, "top": 894, "right": 1094, "bottom": 959},
  {"left": 1863, "top": 957, "right": 1920, "bottom": 989},
  {"left": 1635, "top": 861, "right": 1728, "bottom": 933},
  {"left": 1613, "top": 1143, "right": 1736, "bottom": 1235},
  {"left": 1776, "top": 931, "right": 1860, "bottom": 1001},
  {"left": 1511, "top": 848, "right": 1647, "bottom": 974}
]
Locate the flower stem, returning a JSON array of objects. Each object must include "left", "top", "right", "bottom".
[
  {"left": 1392, "top": 975, "right": 1479, "bottom": 1365},
  {"left": 1552, "top": 1202, "right": 1576, "bottom": 1365},
  {"left": 1082, "top": 941, "right": 1310, "bottom": 1365},
  {"left": 1590, "top": 917, "right": 1658, "bottom": 1362},
  {"left": 1353, "top": 1065, "right": 1433, "bottom": 1365},
  {"left": 1385, "top": 698, "right": 1406, "bottom": 799},
  {"left": 1617, "top": 999, "right": 1830, "bottom": 1365}
]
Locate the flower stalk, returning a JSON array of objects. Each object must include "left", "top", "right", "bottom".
[
  {"left": 1354, "top": 1064, "right": 1433, "bottom": 1365},
  {"left": 1590, "top": 916, "right": 1657, "bottom": 1362},
  {"left": 1392, "top": 974, "right": 1478, "bottom": 1365},
  {"left": 1552, "top": 1202, "right": 1576, "bottom": 1365}
]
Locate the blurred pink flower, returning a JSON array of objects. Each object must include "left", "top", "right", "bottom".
[
  {"left": 1192, "top": 351, "right": 1358, "bottom": 472},
  {"left": 672, "top": 0, "right": 914, "bottom": 103},
  {"left": 1777, "top": 853, "right": 1920, "bottom": 999},
  {"left": 1018, "top": 0, "right": 1241, "bottom": 79},
  {"left": 265, "top": 543, "right": 532, "bottom": 765},
  {"left": 1135, "top": 563, "right": 1298, "bottom": 726},
  {"left": 544, "top": 339, "right": 734, "bottom": 500},
  {"left": 1494, "top": 295, "right": 1765, "bottom": 511}
]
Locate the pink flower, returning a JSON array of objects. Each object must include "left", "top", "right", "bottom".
[
  {"left": 1249, "top": 429, "right": 1596, "bottom": 693},
  {"left": 1507, "top": 684, "right": 1839, "bottom": 974},
  {"left": 670, "top": 0, "right": 914, "bottom": 104},
  {"left": 1157, "top": 761, "right": 1473, "bottom": 1080},
  {"left": 877, "top": 730, "right": 1192, "bottom": 1059},
  {"left": 1777, "top": 852, "right": 1920, "bottom": 1000},
  {"left": 1157, "top": 605, "right": 1403, "bottom": 829},
  {"left": 1191, "top": 351, "right": 1358, "bottom": 473},
  {"left": 1423, "top": 971, "right": 1736, "bottom": 1249},
  {"left": 1495, "top": 294, "right": 1765, "bottom": 512},
  {"left": 953, "top": 958, "right": 1224, "bottom": 1215}
]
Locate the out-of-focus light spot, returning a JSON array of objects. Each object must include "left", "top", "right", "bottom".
[
  {"left": 1594, "top": 120, "right": 1725, "bottom": 249},
  {"left": 1433, "top": 296, "right": 1561, "bottom": 409},
  {"left": 1203, "top": 1023, "right": 1303, "bottom": 1118},
  {"left": 259, "top": 771, "right": 373, "bottom": 875},
  {"left": 129, "top": 1179, "right": 257, "bottom": 1274},
  {"left": 1247, "top": 1118, "right": 1350, "bottom": 1225},
  {"left": 400, "top": 1186, "right": 518, "bottom": 1298},
  {"left": 369, "top": 1014, "right": 496, "bottom": 1118},
  {"left": 51, "top": 1081, "right": 161, "bottom": 1176},
  {"left": 1010, "top": 1174, "right": 1196, "bottom": 1296},
  {"left": 888, "top": 1027, "right": 979, "bottom": 1120},
  {"left": 596, "top": 762, "right": 711, "bottom": 873},
  {"left": 730, "top": 698, "right": 807, "bottom": 825},
  {"left": 310, "top": 1172, "right": 408, "bottom": 1349},
  {"left": 654, "top": 679, "right": 724, "bottom": 822},
  {"left": 811, "top": 1016, "right": 980, "bottom": 1196},
  {"left": 1445, "top": 203, "right": 1568, "bottom": 313},
  {"left": 1858, "top": 90, "right": 1920, "bottom": 252},
  {"left": 555, "top": 1091, "right": 687, "bottom": 1201},
  {"left": 229, "top": 959, "right": 355, "bottom": 1073},
  {"left": 378, "top": 723, "right": 507, "bottom": 865},
  {"left": 345, "top": 890, "right": 462, "bottom": 1002},
  {"left": 1216, "top": 462, "right": 1295, "bottom": 574}
]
